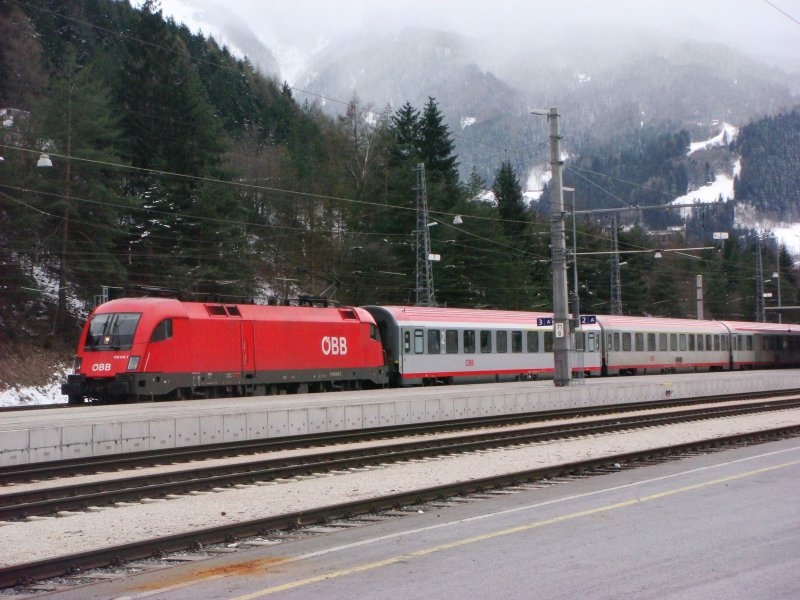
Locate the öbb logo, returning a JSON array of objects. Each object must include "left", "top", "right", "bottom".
[
  {"left": 92, "top": 363, "right": 112, "bottom": 372},
  {"left": 321, "top": 336, "right": 348, "bottom": 356}
]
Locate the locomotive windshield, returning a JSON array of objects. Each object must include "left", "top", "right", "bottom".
[{"left": 84, "top": 312, "right": 141, "bottom": 351}]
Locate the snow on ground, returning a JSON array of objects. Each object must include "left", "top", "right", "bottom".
[
  {"left": 524, "top": 164, "right": 552, "bottom": 204},
  {"left": 687, "top": 122, "right": 738, "bottom": 155},
  {"left": 0, "top": 363, "right": 70, "bottom": 407},
  {"left": 671, "top": 172, "right": 735, "bottom": 216}
]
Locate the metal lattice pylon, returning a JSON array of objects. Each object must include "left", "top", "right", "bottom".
[{"left": 414, "top": 163, "right": 435, "bottom": 306}]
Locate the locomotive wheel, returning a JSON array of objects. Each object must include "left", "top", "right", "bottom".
[{"left": 67, "top": 394, "right": 84, "bottom": 405}]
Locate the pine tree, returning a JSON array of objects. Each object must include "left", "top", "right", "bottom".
[
  {"left": 492, "top": 161, "right": 527, "bottom": 237},
  {"left": 32, "top": 47, "right": 127, "bottom": 331}
]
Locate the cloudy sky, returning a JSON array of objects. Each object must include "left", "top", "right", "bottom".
[{"left": 149, "top": 0, "right": 799, "bottom": 81}]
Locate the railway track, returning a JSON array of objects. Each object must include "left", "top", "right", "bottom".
[
  {"left": 3, "top": 389, "right": 797, "bottom": 486},
  {"left": 3, "top": 397, "right": 799, "bottom": 522},
  {"left": 1, "top": 424, "right": 798, "bottom": 592}
]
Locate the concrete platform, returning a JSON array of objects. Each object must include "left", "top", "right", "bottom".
[{"left": 1, "top": 370, "right": 799, "bottom": 466}]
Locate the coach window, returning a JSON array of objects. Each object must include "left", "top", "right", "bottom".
[
  {"left": 464, "top": 330, "right": 476, "bottom": 354},
  {"left": 738, "top": 336, "right": 744, "bottom": 351},
  {"left": 527, "top": 331, "right": 539, "bottom": 353},
  {"left": 713, "top": 335, "right": 720, "bottom": 351},
  {"left": 544, "top": 332, "right": 554, "bottom": 352},
  {"left": 688, "top": 334, "right": 695, "bottom": 351},
  {"left": 512, "top": 331, "right": 523, "bottom": 353},
  {"left": 613, "top": 332, "right": 621, "bottom": 352},
  {"left": 659, "top": 334, "right": 668, "bottom": 351},
  {"left": 635, "top": 332, "right": 644, "bottom": 352},
  {"left": 404, "top": 331, "right": 412, "bottom": 353},
  {"left": 647, "top": 333, "right": 656, "bottom": 352},
  {"left": 428, "top": 329, "right": 441, "bottom": 354},
  {"left": 670, "top": 334, "right": 678, "bottom": 352},
  {"left": 496, "top": 331, "right": 508, "bottom": 353},
  {"left": 622, "top": 332, "right": 631, "bottom": 351},
  {"left": 722, "top": 336, "right": 728, "bottom": 351},
  {"left": 480, "top": 330, "right": 492, "bottom": 353},
  {"left": 697, "top": 335, "right": 704, "bottom": 351},
  {"left": 746, "top": 336, "right": 753, "bottom": 351},
  {"left": 587, "top": 332, "right": 597, "bottom": 352},
  {"left": 706, "top": 334, "right": 713, "bottom": 350},
  {"left": 679, "top": 334, "right": 687, "bottom": 351},
  {"left": 607, "top": 333, "right": 613, "bottom": 351},
  {"left": 150, "top": 319, "right": 173, "bottom": 342},
  {"left": 446, "top": 330, "right": 459, "bottom": 353},
  {"left": 414, "top": 329, "right": 424, "bottom": 354}
]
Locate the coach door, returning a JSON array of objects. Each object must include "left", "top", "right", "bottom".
[{"left": 241, "top": 321, "right": 256, "bottom": 378}]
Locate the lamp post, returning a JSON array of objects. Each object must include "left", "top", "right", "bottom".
[{"left": 532, "top": 107, "right": 571, "bottom": 386}]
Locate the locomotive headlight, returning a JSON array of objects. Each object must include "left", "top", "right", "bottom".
[{"left": 127, "top": 356, "right": 141, "bottom": 371}]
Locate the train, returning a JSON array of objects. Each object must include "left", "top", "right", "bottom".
[{"left": 61, "top": 297, "right": 800, "bottom": 404}]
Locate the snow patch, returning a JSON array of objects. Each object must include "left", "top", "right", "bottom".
[
  {"left": 0, "top": 364, "right": 70, "bottom": 407},
  {"left": 460, "top": 116, "right": 476, "bottom": 129},
  {"left": 524, "top": 165, "right": 551, "bottom": 203},
  {"left": 687, "top": 122, "right": 738, "bottom": 155}
]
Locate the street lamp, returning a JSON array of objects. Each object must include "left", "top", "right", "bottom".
[{"left": 532, "top": 107, "right": 571, "bottom": 386}]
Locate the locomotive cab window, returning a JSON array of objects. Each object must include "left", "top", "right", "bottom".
[
  {"left": 150, "top": 319, "right": 173, "bottom": 342},
  {"left": 370, "top": 323, "right": 379, "bottom": 341},
  {"left": 85, "top": 312, "right": 141, "bottom": 351}
]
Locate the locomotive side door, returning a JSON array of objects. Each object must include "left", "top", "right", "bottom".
[{"left": 241, "top": 321, "right": 256, "bottom": 378}]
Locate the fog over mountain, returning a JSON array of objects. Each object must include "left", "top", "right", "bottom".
[
  {"left": 152, "top": 0, "right": 800, "bottom": 152},
  {"left": 151, "top": 0, "right": 800, "bottom": 213}
]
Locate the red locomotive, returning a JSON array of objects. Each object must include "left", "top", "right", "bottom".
[{"left": 61, "top": 297, "right": 388, "bottom": 403}]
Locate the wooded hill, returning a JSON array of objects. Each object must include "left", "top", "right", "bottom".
[{"left": 0, "top": 0, "right": 796, "bottom": 352}]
